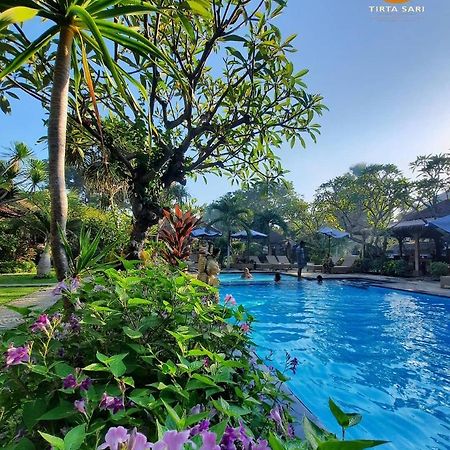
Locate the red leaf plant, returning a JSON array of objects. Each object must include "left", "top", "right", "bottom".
[{"left": 158, "top": 205, "right": 201, "bottom": 266}]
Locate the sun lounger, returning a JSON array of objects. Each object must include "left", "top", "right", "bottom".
[
  {"left": 332, "top": 255, "right": 358, "bottom": 274},
  {"left": 277, "top": 255, "right": 294, "bottom": 269},
  {"left": 306, "top": 262, "right": 323, "bottom": 273},
  {"left": 249, "top": 256, "right": 272, "bottom": 270}
]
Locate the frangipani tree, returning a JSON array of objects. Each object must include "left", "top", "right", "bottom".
[{"left": 0, "top": 1, "right": 178, "bottom": 279}]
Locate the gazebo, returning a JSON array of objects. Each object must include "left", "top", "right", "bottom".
[{"left": 390, "top": 199, "right": 450, "bottom": 275}]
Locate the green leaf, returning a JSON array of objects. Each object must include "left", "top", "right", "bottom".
[
  {"left": 23, "top": 398, "right": 47, "bottom": 430},
  {"left": 123, "top": 326, "right": 143, "bottom": 339},
  {"left": 0, "top": 25, "right": 59, "bottom": 80},
  {"left": 161, "top": 399, "right": 181, "bottom": 428},
  {"left": 13, "top": 437, "right": 35, "bottom": 450},
  {"left": 38, "top": 402, "right": 76, "bottom": 421},
  {"left": 83, "top": 363, "right": 109, "bottom": 372},
  {"left": 64, "top": 425, "right": 86, "bottom": 450},
  {"left": 38, "top": 432, "right": 64, "bottom": 450},
  {"left": 268, "top": 432, "right": 285, "bottom": 450},
  {"left": 4, "top": 305, "right": 31, "bottom": 316},
  {"left": 128, "top": 297, "right": 152, "bottom": 306},
  {"left": 328, "top": 398, "right": 362, "bottom": 429},
  {"left": 0, "top": 7, "right": 37, "bottom": 30},
  {"left": 317, "top": 441, "right": 388, "bottom": 450},
  {"left": 184, "top": 0, "right": 212, "bottom": 18}
]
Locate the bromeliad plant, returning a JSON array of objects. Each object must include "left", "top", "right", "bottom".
[
  {"left": 0, "top": 262, "right": 387, "bottom": 449},
  {"left": 158, "top": 205, "right": 201, "bottom": 266}
]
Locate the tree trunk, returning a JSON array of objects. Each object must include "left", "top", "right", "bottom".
[
  {"left": 226, "top": 231, "right": 231, "bottom": 269},
  {"left": 48, "top": 26, "right": 74, "bottom": 281},
  {"left": 128, "top": 192, "right": 161, "bottom": 259}
]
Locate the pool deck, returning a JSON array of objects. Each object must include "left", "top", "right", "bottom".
[{"left": 221, "top": 269, "right": 450, "bottom": 298}]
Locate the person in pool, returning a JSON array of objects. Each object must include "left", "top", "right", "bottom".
[
  {"left": 241, "top": 267, "right": 253, "bottom": 279},
  {"left": 274, "top": 272, "right": 281, "bottom": 283},
  {"left": 317, "top": 275, "right": 323, "bottom": 284}
]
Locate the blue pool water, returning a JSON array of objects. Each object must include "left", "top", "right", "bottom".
[{"left": 219, "top": 274, "right": 450, "bottom": 450}]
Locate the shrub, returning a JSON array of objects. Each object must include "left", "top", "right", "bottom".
[
  {"left": 382, "top": 260, "right": 411, "bottom": 277},
  {"left": 0, "top": 259, "right": 35, "bottom": 274},
  {"left": 430, "top": 262, "right": 449, "bottom": 279},
  {"left": 351, "top": 258, "right": 371, "bottom": 273},
  {"left": 0, "top": 264, "right": 386, "bottom": 449}
]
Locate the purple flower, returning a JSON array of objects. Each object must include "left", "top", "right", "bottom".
[
  {"left": 30, "top": 314, "right": 51, "bottom": 333},
  {"left": 127, "top": 427, "right": 152, "bottom": 450},
  {"left": 189, "top": 404, "right": 204, "bottom": 415},
  {"left": 68, "top": 314, "right": 81, "bottom": 332},
  {"left": 150, "top": 430, "right": 191, "bottom": 450},
  {"left": 199, "top": 431, "right": 220, "bottom": 450},
  {"left": 240, "top": 323, "right": 250, "bottom": 333},
  {"left": 220, "top": 426, "right": 240, "bottom": 450},
  {"left": 74, "top": 399, "right": 86, "bottom": 415},
  {"left": 79, "top": 377, "right": 92, "bottom": 391},
  {"left": 5, "top": 345, "right": 30, "bottom": 367},
  {"left": 203, "top": 357, "right": 211, "bottom": 368},
  {"left": 100, "top": 393, "right": 124, "bottom": 414},
  {"left": 53, "top": 281, "right": 69, "bottom": 296},
  {"left": 190, "top": 420, "right": 210, "bottom": 437},
  {"left": 63, "top": 374, "right": 78, "bottom": 389},
  {"left": 224, "top": 294, "right": 236, "bottom": 306},
  {"left": 98, "top": 426, "right": 129, "bottom": 450},
  {"left": 252, "top": 439, "right": 270, "bottom": 450},
  {"left": 269, "top": 406, "right": 284, "bottom": 431},
  {"left": 238, "top": 421, "right": 253, "bottom": 450},
  {"left": 287, "top": 424, "right": 295, "bottom": 439},
  {"left": 94, "top": 284, "right": 106, "bottom": 292}
]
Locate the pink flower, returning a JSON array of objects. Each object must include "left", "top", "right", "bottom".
[
  {"left": 269, "top": 406, "right": 284, "bottom": 431},
  {"left": 224, "top": 294, "right": 236, "bottom": 306},
  {"left": 30, "top": 314, "right": 51, "bottom": 333},
  {"left": 253, "top": 439, "right": 270, "bottom": 450},
  {"left": 5, "top": 344, "right": 30, "bottom": 367},
  {"left": 149, "top": 430, "right": 191, "bottom": 450},
  {"left": 240, "top": 323, "right": 250, "bottom": 333},
  {"left": 74, "top": 399, "right": 86, "bottom": 415}
]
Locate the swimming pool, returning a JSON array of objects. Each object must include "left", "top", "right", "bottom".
[{"left": 219, "top": 274, "right": 450, "bottom": 450}]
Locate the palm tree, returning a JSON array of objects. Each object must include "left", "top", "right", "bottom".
[
  {"left": 209, "top": 196, "right": 250, "bottom": 269},
  {"left": 252, "top": 210, "right": 288, "bottom": 256},
  {"left": 0, "top": 142, "right": 46, "bottom": 209},
  {"left": 0, "top": 1, "right": 174, "bottom": 279}
]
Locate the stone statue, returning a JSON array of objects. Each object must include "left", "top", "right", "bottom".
[{"left": 197, "top": 243, "right": 221, "bottom": 286}]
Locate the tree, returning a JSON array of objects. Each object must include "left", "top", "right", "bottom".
[
  {"left": 208, "top": 195, "right": 250, "bottom": 268},
  {"left": 0, "top": 142, "right": 46, "bottom": 211},
  {"left": 0, "top": 1, "right": 176, "bottom": 278},
  {"left": 410, "top": 153, "right": 450, "bottom": 212},
  {"left": 252, "top": 209, "right": 287, "bottom": 255},
  {"left": 3, "top": 1, "right": 325, "bottom": 259}
]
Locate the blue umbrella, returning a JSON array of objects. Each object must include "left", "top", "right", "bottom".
[
  {"left": 318, "top": 226, "right": 349, "bottom": 255},
  {"left": 192, "top": 226, "right": 223, "bottom": 239},
  {"left": 231, "top": 229, "right": 268, "bottom": 239},
  {"left": 427, "top": 215, "right": 450, "bottom": 234}
]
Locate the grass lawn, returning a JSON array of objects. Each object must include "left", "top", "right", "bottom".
[
  {"left": 0, "top": 286, "right": 41, "bottom": 304},
  {"left": 0, "top": 273, "right": 57, "bottom": 286}
]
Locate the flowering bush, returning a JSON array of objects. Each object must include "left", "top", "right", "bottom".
[{"left": 0, "top": 263, "right": 386, "bottom": 449}]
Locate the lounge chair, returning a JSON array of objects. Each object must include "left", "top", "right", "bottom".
[
  {"left": 277, "top": 255, "right": 294, "bottom": 269},
  {"left": 332, "top": 255, "right": 358, "bottom": 274},
  {"left": 249, "top": 256, "right": 271, "bottom": 270},
  {"left": 306, "top": 262, "right": 323, "bottom": 273}
]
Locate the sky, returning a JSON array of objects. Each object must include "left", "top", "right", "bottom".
[{"left": 2, "top": 0, "right": 450, "bottom": 203}]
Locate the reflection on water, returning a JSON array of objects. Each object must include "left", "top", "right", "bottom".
[{"left": 219, "top": 279, "right": 450, "bottom": 450}]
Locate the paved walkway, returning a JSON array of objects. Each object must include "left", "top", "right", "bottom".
[{"left": 0, "top": 288, "right": 60, "bottom": 330}]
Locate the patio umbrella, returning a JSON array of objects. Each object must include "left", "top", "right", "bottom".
[
  {"left": 231, "top": 230, "right": 268, "bottom": 262},
  {"left": 191, "top": 226, "right": 223, "bottom": 239},
  {"left": 318, "top": 226, "right": 349, "bottom": 255},
  {"left": 427, "top": 215, "right": 450, "bottom": 234},
  {"left": 231, "top": 229, "right": 268, "bottom": 239}
]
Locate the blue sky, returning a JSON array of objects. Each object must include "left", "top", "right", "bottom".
[{"left": 2, "top": 0, "right": 450, "bottom": 203}]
